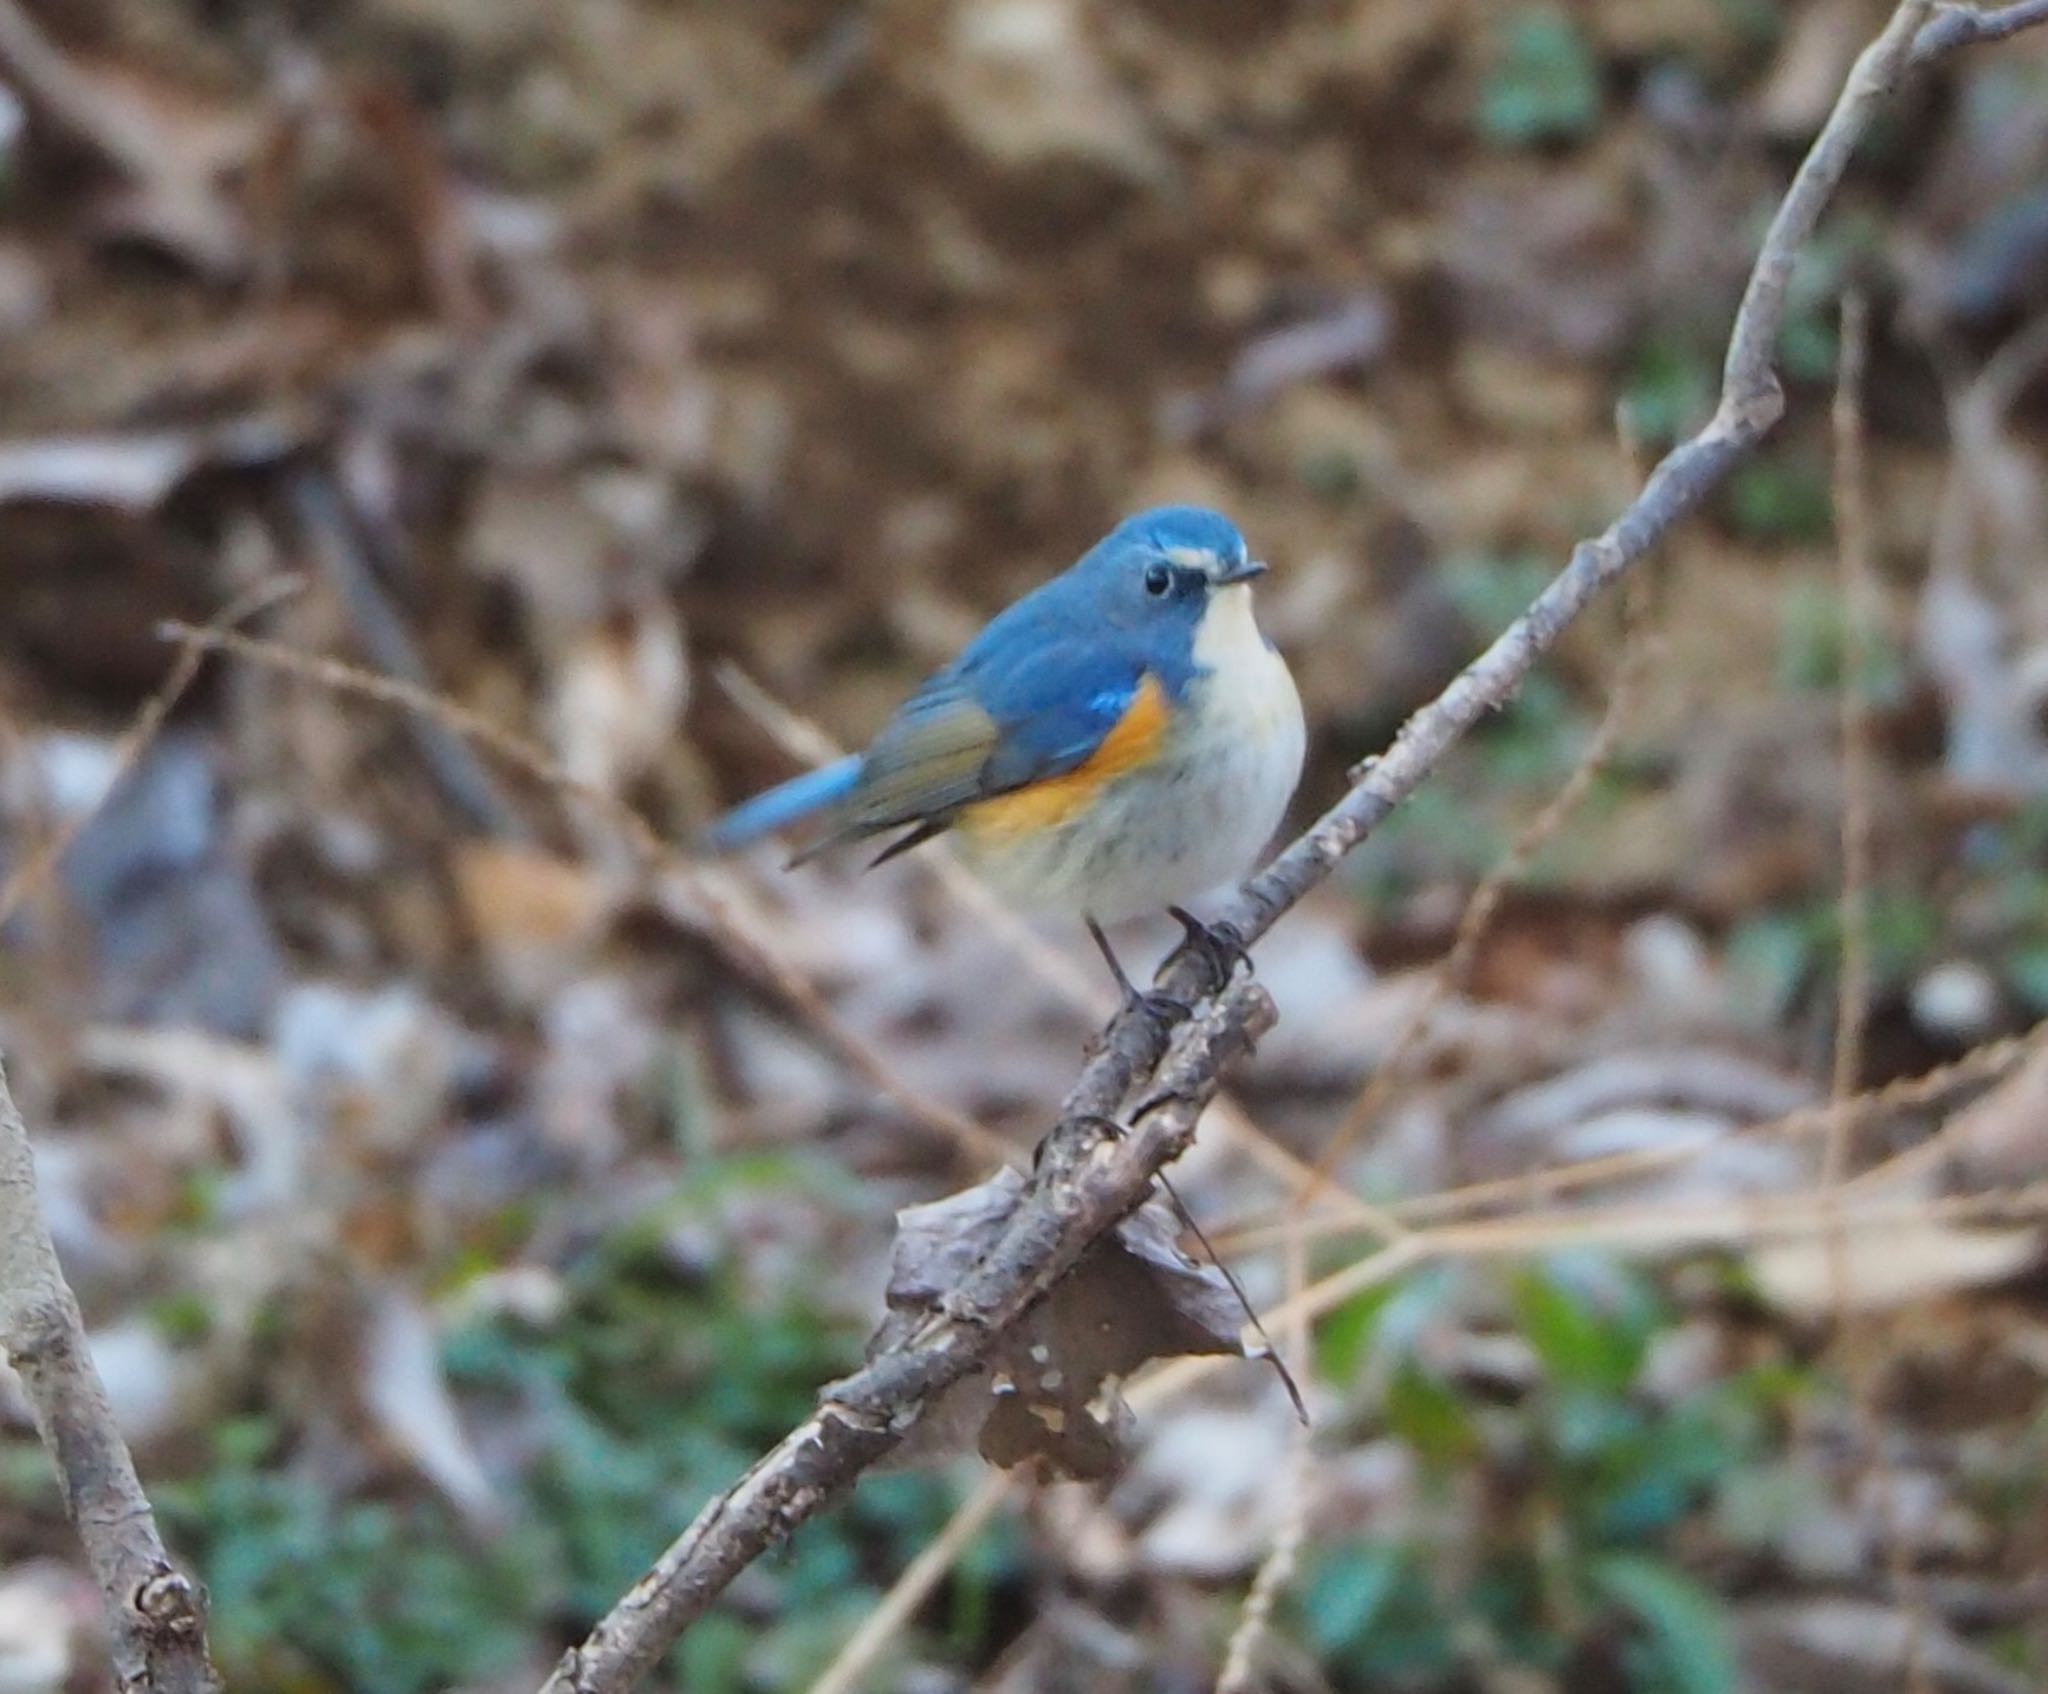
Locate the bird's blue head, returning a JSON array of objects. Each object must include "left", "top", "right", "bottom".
[{"left": 1064, "top": 506, "right": 1268, "bottom": 671}]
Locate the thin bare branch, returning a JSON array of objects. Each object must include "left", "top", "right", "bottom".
[
  {"left": 1215, "top": 1223, "right": 1312, "bottom": 1694},
  {"left": 1311, "top": 577, "right": 1654, "bottom": 1195},
  {"left": 284, "top": 466, "right": 525, "bottom": 839},
  {"left": 162, "top": 621, "right": 1007, "bottom": 1164},
  {"left": 1828, "top": 292, "right": 1879, "bottom": 1133},
  {"left": 801, "top": 1473, "right": 1014, "bottom": 1694},
  {"left": 1824, "top": 291, "right": 1881, "bottom": 1329},
  {"left": 1827, "top": 296, "right": 1936, "bottom": 1693},
  {"left": 0, "top": 575, "right": 302, "bottom": 931},
  {"left": 0, "top": 1055, "right": 222, "bottom": 1694},
  {"left": 1219, "top": 1019, "right": 2044, "bottom": 1256},
  {"left": 1911, "top": 0, "right": 2048, "bottom": 61},
  {"left": 0, "top": 0, "right": 166, "bottom": 179}
]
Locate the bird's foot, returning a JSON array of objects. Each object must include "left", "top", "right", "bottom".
[
  {"left": 1086, "top": 918, "right": 1192, "bottom": 1034},
  {"left": 1131, "top": 989, "right": 1194, "bottom": 1032},
  {"left": 1164, "top": 906, "right": 1253, "bottom": 994}
]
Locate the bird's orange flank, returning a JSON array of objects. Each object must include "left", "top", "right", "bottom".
[{"left": 959, "top": 674, "right": 1169, "bottom": 841}]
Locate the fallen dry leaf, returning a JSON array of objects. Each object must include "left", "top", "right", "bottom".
[
  {"left": 876, "top": 1166, "right": 1247, "bottom": 1479},
  {"left": 453, "top": 840, "right": 612, "bottom": 1001}
]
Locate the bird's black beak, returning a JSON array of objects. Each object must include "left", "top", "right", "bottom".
[{"left": 1215, "top": 558, "right": 1268, "bottom": 586}]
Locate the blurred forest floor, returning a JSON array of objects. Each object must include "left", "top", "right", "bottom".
[{"left": 2, "top": 1, "right": 2048, "bottom": 1691}]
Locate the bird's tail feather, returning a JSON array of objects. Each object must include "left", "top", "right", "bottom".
[{"left": 702, "top": 756, "right": 862, "bottom": 852}]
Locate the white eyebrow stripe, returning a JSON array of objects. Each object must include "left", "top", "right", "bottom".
[{"left": 1163, "top": 545, "right": 1221, "bottom": 571}]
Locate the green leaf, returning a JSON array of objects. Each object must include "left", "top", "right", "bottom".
[
  {"left": 1478, "top": 9, "right": 1602, "bottom": 146},
  {"left": 1315, "top": 1276, "right": 1401, "bottom": 1385},
  {"left": 1726, "top": 908, "right": 1820, "bottom": 1022},
  {"left": 2010, "top": 946, "right": 2048, "bottom": 1013},
  {"left": 1589, "top": 1554, "right": 1739, "bottom": 1694},
  {"left": 675, "top": 1605, "right": 757, "bottom": 1694},
  {"left": 1442, "top": 553, "right": 1556, "bottom": 635},
  {"left": 1384, "top": 1363, "right": 1478, "bottom": 1464},
  {"left": 1301, "top": 1542, "right": 1405, "bottom": 1656},
  {"left": 1730, "top": 455, "right": 1833, "bottom": 543},
  {"left": 1624, "top": 338, "right": 1716, "bottom": 448},
  {"left": 1513, "top": 1270, "right": 1642, "bottom": 1395}
]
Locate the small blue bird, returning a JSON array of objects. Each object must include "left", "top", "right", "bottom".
[{"left": 707, "top": 506, "right": 1305, "bottom": 1003}]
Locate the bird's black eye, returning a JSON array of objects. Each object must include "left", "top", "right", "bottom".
[{"left": 1144, "top": 563, "right": 1173, "bottom": 597}]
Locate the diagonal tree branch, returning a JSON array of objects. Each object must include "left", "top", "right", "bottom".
[
  {"left": 541, "top": 2, "right": 2047, "bottom": 1689},
  {"left": 542, "top": 979, "right": 1277, "bottom": 1694},
  {"left": 0, "top": 1054, "right": 222, "bottom": 1694}
]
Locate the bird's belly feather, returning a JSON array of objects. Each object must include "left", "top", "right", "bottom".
[{"left": 955, "top": 640, "right": 1303, "bottom": 923}]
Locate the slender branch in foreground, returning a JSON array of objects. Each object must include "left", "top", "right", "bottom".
[
  {"left": 0, "top": 1056, "right": 222, "bottom": 1694},
  {"left": 540, "top": 981, "right": 1277, "bottom": 1694},
  {"left": 542, "top": 4, "right": 2042, "bottom": 1688}
]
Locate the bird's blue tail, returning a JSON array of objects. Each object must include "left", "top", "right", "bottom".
[{"left": 703, "top": 756, "right": 862, "bottom": 852}]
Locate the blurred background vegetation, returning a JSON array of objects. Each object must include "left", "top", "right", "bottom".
[{"left": 2, "top": 1, "right": 2047, "bottom": 1690}]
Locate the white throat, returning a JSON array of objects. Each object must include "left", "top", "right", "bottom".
[
  {"left": 1192, "top": 581, "right": 1268, "bottom": 673},
  {"left": 1196, "top": 581, "right": 1269, "bottom": 675},
  {"left": 1188, "top": 581, "right": 1299, "bottom": 745}
]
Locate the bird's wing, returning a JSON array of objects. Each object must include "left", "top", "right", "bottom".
[{"left": 795, "top": 632, "right": 1151, "bottom": 857}]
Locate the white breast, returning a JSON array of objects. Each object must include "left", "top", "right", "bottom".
[
  {"left": 1192, "top": 583, "right": 1304, "bottom": 742},
  {"left": 951, "top": 582, "right": 1305, "bottom": 924}
]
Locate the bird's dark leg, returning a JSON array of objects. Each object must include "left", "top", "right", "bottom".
[
  {"left": 1164, "top": 905, "right": 1254, "bottom": 993},
  {"left": 1087, "top": 918, "right": 1190, "bottom": 1029}
]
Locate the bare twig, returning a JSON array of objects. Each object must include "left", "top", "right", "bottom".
[
  {"left": 0, "top": 0, "right": 247, "bottom": 276},
  {"left": 1824, "top": 292, "right": 1880, "bottom": 1328},
  {"left": 1142, "top": 0, "right": 1942, "bottom": 1159},
  {"left": 0, "top": 0, "right": 167, "bottom": 180},
  {"left": 1911, "top": 0, "right": 2048, "bottom": 61},
  {"left": 801, "top": 1473, "right": 1014, "bottom": 1694},
  {"left": 0, "top": 1056, "right": 222, "bottom": 1694},
  {"left": 1311, "top": 578, "right": 1653, "bottom": 1194},
  {"left": 532, "top": 7, "right": 2048, "bottom": 1689},
  {"left": 1215, "top": 1223, "right": 1311, "bottom": 1694},
  {"left": 1148, "top": 1178, "right": 2048, "bottom": 1423},
  {"left": 164, "top": 622, "right": 1007, "bottom": 1164},
  {"left": 1221, "top": 1018, "right": 2046, "bottom": 1255},
  {"left": 1828, "top": 293, "right": 1879, "bottom": 1138},
  {"left": 0, "top": 575, "right": 303, "bottom": 931},
  {"left": 1828, "top": 301, "right": 1934, "bottom": 1693},
  {"left": 284, "top": 466, "right": 525, "bottom": 839}
]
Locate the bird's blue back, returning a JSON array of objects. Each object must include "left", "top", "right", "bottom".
[{"left": 706, "top": 506, "right": 1245, "bottom": 855}]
